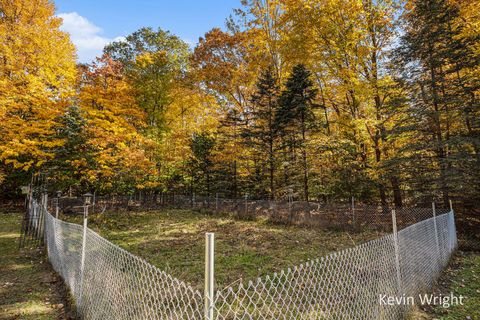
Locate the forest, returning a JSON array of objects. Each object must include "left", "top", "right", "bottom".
[{"left": 0, "top": 0, "right": 479, "bottom": 208}]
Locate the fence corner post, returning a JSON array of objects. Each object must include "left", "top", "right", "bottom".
[
  {"left": 205, "top": 233, "right": 215, "bottom": 320},
  {"left": 78, "top": 204, "right": 89, "bottom": 310},
  {"left": 391, "top": 209, "right": 403, "bottom": 296},
  {"left": 432, "top": 202, "right": 442, "bottom": 270}
]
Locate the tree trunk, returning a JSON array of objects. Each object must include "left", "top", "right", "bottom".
[
  {"left": 301, "top": 112, "right": 309, "bottom": 202},
  {"left": 390, "top": 176, "right": 402, "bottom": 207}
]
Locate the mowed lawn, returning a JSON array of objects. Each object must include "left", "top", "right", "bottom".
[
  {"left": 66, "top": 209, "right": 384, "bottom": 289},
  {"left": 0, "top": 212, "right": 72, "bottom": 320}
]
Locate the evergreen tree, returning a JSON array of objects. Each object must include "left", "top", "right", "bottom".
[
  {"left": 275, "top": 64, "right": 318, "bottom": 201},
  {"left": 188, "top": 133, "right": 215, "bottom": 195},
  {"left": 52, "top": 106, "right": 93, "bottom": 191},
  {"left": 396, "top": 0, "right": 480, "bottom": 206},
  {"left": 242, "top": 66, "right": 279, "bottom": 199}
]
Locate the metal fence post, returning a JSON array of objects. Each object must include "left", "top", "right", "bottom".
[
  {"left": 40, "top": 192, "right": 48, "bottom": 244},
  {"left": 79, "top": 204, "right": 89, "bottom": 310},
  {"left": 244, "top": 194, "right": 248, "bottom": 217},
  {"left": 432, "top": 202, "right": 442, "bottom": 271},
  {"left": 55, "top": 197, "right": 59, "bottom": 219},
  {"left": 391, "top": 209, "right": 403, "bottom": 296},
  {"left": 288, "top": 190, "right": 293, "bottom": 221},
  {"left": 205, "top": 233, "right": 215, "bottom": 320},
  {"left": 351, "top": 196, "right": 356, "bottom": 227}
]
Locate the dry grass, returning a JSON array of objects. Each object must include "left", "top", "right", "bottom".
[{"left": 67, "top": 208, "right": 385, "bottom": 289}]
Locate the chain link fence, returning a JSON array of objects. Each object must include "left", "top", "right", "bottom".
[
  {"left": 54, "top": 193, "right": 451, "bottom": 233},
  {"left": 27, "top": 193, "right": 457, "bottom": 320}
]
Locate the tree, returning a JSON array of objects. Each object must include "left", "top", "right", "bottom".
[
  {"left": 242, "top": 66, "right": 279, "bottom": 199},
  {"left": 191, "top": 28, "right": 257, "bottom": 197},
  {"left": 188, "top": 133, "right": 215, "bottom": 195},
  {"left": 78, "top": 55, "right": 155, "bottom": 192},
  {"left": 104, "top": 27, "right": 190, "bottom": 135},
  {"left": 275, "top": 64, "right": 318, "bottom": 201},
  {"left": 0, "top": 0, "right": 76, "bottom": 173},
  {"left": 51, "top": 105, "right": 93, "bottom": 191},
  {"left": 395, "top": 0, "right": 480, "bottom": 206}
]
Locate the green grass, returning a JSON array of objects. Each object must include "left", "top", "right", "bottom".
[
  {"left": 0, "top": 212, "right": 70, "bottom": 320},
  {"left": 65, "top": 208, "right": 384, "bottom": 289},
  {"left": 430, "top": 252, "right": 480, "bottom": 320},
  {"left": 410, "top": 252, "right": 480, "bottom": 320}
]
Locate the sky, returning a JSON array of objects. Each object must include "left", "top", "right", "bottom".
[{"left": 55, "top": 0, "right": 240, "bottom": 63}]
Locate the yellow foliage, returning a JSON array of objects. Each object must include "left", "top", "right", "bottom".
[
  {"left": 78, "top": 55, "right": 156, "bottom": 190},
  {"left": 0, "top": 0, "right": 77, "bottom": 170}
]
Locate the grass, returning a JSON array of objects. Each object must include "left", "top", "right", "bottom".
[
  {"left": 410, "top": 252, "right": 480, "bottom": 320},
  {"left": 0, "top": 212, "right": 73, "bottom": 320},
  {"left": 64, "top": 208, "right": 384, "bottom": 289}
]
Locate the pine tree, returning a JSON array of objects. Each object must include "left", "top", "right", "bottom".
[
  {"left": 52, "top": 106, "right": 93, "bottom": 190},
  {"left": 275, "top": 64, "right": 318, "bottom": 201},
  {"left": 242, "top": 66, "right": 279, "bottom": 199},
  {"left": 396, "top": 0, "right": 480, "bottom": 206},
  {"left": 188, "top": 133, "right": 215, "bottom": 195}
]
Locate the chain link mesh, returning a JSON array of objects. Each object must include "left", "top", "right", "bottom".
[
  {"left": 36, "top": 196, "right": 457, "bottom": 320},
  {"left": 43, "top": 202, "right": 204, "bottom": 319},
  {"left": 60, "top": 193, "right": 454, "bottom": 233},
  {"left": 212, "top": 212, "right": 457, "bottom": 319}
]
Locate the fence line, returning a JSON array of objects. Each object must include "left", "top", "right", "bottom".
[
  {"left": 29, "top": 194, "right": 457, "bottom": 319},
  {"left": 55, "top": 193, "right": 451, "bottom": 232}
]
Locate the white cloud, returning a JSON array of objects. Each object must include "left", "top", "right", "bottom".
[{"left": 57, "top": 12, "right": 124, "bottom": 63}]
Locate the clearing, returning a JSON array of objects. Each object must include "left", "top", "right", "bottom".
[{"left": 66, "top": 208, "right": 384, "bottom": 289}]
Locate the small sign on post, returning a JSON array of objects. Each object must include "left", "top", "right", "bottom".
[
  {"left": 20, "top": 185, "right": 30, "bottom": 195},
  {"left": 205, "top": 233, "right": 215, "bottom": 320}
]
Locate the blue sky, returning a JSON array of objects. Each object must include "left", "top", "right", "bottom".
[{"left": 55, "top": 0, "right": 240, "bottom": 63}]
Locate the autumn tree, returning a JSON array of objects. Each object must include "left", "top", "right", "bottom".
[
  {"left": 104, "top": 27, "right": 190, "bottom": 135},
  {"left": 0, "top": 0, "right": 76, "bottom": 188},
  {"left": 78, "top": 55, "right": 155, "bottom": 192},
  {"left": 191, "top": 28, "right": 257, "bottom": 197}
]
